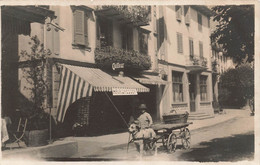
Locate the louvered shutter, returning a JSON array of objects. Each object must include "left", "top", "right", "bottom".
[
  {"left": 199, "top": 41, "right": 203, "bottom": 57},
  {"left": 189, "top": 39, "right": 194, "bottom": 56},
  {"left": 184, "top": 6, "right": 190, "bottom": 25},
  {"left": 74, "top": 10, "right": 85, "bottom": 45},
  {"left": 198, "top": 13, "right": 202, "bottom": 31},
  {"left": 84, "top": 13, "right": 89, "bottom": 46},
  {"left": 177, "top": 33, "right": 183, "bottom": 54}
]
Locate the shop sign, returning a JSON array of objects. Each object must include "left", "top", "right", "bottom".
[
  {"left": 112, "top": 88, "right": 137, "bottom": 96},
  {"left": 112, "top": 63, "right": 124, "bottom": 70}
]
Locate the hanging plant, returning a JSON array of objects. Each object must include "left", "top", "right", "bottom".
[
  {"left": 96, "top": 5, "right": 151, "bottom": 26},
  {"left": 95, "top": 46, "right": 151, "bottom": 73}
]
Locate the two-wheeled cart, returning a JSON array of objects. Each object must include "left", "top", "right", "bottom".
[
  {"left": 152, "top": 122, "right": 192, "bottom": 153},
  {"left": 127, "top": 122, "right": 192, "bottom": 155}
]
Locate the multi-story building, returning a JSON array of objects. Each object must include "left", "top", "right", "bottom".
[
  {"left": 3, "top": 5, "right": 219, "bottom": 136},
  {"left": 16, "top": 5, "right": 168, "bottom": 135},
  {"left": 155, "top": 5, "right": 215, "bottom": 119}
]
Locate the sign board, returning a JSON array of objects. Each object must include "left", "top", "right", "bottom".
[
  {"left": 112, "top": 63, "right": 124, "bottom": 70},
  {"left": 112, "top": 88, "right": 138, "bottom": 96}
]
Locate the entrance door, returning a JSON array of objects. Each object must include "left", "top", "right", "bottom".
[{"left": 188, "top": 74, "right": 196, "bottom": 112}]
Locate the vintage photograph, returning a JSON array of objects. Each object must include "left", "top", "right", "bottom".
[{"left": 1, "top": 2, "right": 257, "bottom": 163}]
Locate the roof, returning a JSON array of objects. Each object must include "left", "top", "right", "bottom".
[
  {"left": 190, "top": 5, "right": 214, "bottom": 17},
  {"left": 2, "top": 6, "right": 56, "bottom": 24},
  {"left": 63, "top": 64, "right": 150, "bottom": 93}
]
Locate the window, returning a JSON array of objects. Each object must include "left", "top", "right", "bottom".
[
  {"left": 184, "top": 6, "right": 190, "bottom": 25},
  {"left": 172, "top": 72, "right": 184, "bottom": 102},
  {"left": 189, "top": 38, "right": 194, "bottom": 56},
  {"left": 208, "top": 17, "right": 210, "bottom": 28},
  {"left": 138, "top": 30, "right": 148, "bottom": 54},
  {"left": 199, "top": 41, "right": 203, "bottom": 57},
  {"left": 122, "top": 26, "right": 133, "bottom": 51},
  {"left": 200, "top": 76, "right": 208, "bottom": 101},
  {"left": 72, "top": 8, "right": 89, "bottom": 47},
  {"left": 177, "top": 32, "right": 183, "bottom": 54},
  {"left": 98, "top": 17, "right": 113, "bottom": 47},
  {"left": 176, "top": 6, "right": 182, "bottom": 21},
  {"left": 197, "top": 13, "right": 202, "bottom": 32}
]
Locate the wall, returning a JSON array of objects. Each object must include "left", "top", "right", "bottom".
[
  {"left": 164, "top": 6, "right": 211, "bottom": 69},
  {"left": 47, "top": 6, "right": 95, "bottom": 63}
]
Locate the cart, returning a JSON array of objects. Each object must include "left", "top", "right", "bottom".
[
  {"left": 127, "top": 122, "right": 193, "bottom": 154},
  {"left": 152, "top": 122, "right": 192, "bottom": 153}
]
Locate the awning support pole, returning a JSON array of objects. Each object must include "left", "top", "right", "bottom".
[{"left": 104, "top": 92, "right": 129, "bottom": 128}]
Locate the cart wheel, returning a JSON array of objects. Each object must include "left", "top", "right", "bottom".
[
  {"left": 167, "top": 133, "right": 177, "bottom": 153},
  {"left": 181, "top": 128, "right": 191, "bottom": 149}
]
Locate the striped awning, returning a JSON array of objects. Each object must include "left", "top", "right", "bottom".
[
  {"left": 63, "top": 64, "right": 150, "bottom": 92},
  {"left": 133, "top": 74, "right": 169, "bottom": 85},
  {"left": 56, "top": 64, "right": 149, "bottom": 122}
]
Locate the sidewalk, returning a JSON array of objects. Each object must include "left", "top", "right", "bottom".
[{"left": 1, "top": 109, "right": 251, "bottom": 160}]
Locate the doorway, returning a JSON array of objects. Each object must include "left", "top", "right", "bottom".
[{"left": 188, "top": 74, "right": 196, "bottom": 112}]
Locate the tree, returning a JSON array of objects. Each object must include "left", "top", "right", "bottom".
[
  {"left": 20, "top": 35, "right": 51, "bottom": 130},
  {"left": 219, "top": 64, "right": 254, "bottom": 107},
  {"left": 211, "top": 6, "right": 254, "bottom": 65}
]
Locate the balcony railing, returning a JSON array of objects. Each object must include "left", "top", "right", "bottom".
[
  {"left": 94, "top": 46, "right": 151, "bottom": 72},
  {"left": 95, "top": 6, "right": 150, "bottom": 26},
  {"left": 186, "top": 55, "right": 208, "bottom": 72}
]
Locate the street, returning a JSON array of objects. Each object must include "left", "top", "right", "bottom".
[{"left": 77, "top": 113, "right": 254, "bottom": 162}]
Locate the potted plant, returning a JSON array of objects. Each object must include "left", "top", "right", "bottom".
[{"left": 19, "top": 35, "right": 51, "bottom": 147}]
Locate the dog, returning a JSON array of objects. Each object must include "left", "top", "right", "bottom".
[{"left": 128, "top": 122, "right": 157, "bottom": 156}]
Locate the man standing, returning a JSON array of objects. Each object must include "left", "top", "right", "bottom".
[{"left": 136, "top": 104, "right": 153, "bottom": 129}]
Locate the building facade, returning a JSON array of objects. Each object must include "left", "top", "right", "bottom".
[
  {"left": 9, "top": 5, "right": 220, "bottom": 135},
  {"left": 156, "top": 6, "right": 215, "bottom": 118}
]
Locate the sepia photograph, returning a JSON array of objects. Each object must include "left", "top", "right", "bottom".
[{"left": 1, "top": 1, "right": 258, "bottom": 164}]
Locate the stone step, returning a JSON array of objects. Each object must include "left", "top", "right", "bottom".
[
  {"left": 189, "top": 113, "right": 210, "bottom": 117},
  {"left": 189, "top": 115, "right": 215, "bottom": 120}
]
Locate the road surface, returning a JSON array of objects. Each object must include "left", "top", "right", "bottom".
[{"left": 80, "top": 113, "right": 254, "bottom": 162}]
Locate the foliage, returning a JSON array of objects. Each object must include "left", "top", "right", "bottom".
[
  {"left": 211, "top": 6, "right": 254, "bottom": 65},
  {"left": 95, "top": 46, "right": 151, "bottom": 73},
  {"left": 219, "top": 64, "right": 254, "bottom": 107},
  {"left": 211, "top": 59, "right": 218, "bottom": 72},
  {"left": 20, "top": 35, "right": 51, "bottom": 130},
  {"left": 96, "top": 5, "right": 150, "bottom": 26}
]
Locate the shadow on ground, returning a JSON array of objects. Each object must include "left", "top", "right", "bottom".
[{"left": 179, "top": 132, "right": 254, "bottom": 162}]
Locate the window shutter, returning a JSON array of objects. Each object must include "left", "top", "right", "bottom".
[
  {"left": 189, "top": 39, "right": 194, "bottom": 56},
  {"left": 184, "top": 6, "right": 190, "bottom": 25},
  {"left": 177, "top": 33, "right": 183, "bottom": 54},
  {"left": 199, "top": 41, "right": 203, "bottom": 57},
  {"left": 176, "top": 6, "right": 182, "bottom": 21},
  {"left": 84, "top": 13, "right": 89, "bottom": 47},
  {"left": 74, "top": 10, "right": 85, "bottom": 45}
]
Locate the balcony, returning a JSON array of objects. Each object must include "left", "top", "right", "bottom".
[
  {"left": 94, "top": 46, "right": 151, "bottom": 73},
  {"left": 186, "top": 55, "right": 208, "bottom": 73},
  {"left": 95, "top": 6, "right": 150, "bottom": 26}
]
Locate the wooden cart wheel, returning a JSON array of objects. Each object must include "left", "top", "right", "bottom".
[
  {"left": 167, "top": 133, "right": 177, "bottom": 153},
  {"left": 181, "top": 128, "right": 191, "bottom": 149}
]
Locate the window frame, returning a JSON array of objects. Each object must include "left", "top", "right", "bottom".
[
  {"left": 200, "top": 75, "right": 208, "bottom": 101},
  {"left": 172, "top": 71, "right": 184, "bottom": 103}
]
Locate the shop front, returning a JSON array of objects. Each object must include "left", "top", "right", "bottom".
[{"left": 55, "top": 64, "right": 150, "bottom": 136}]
